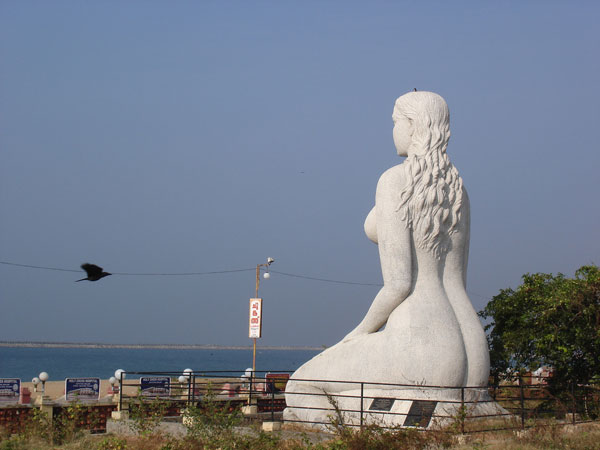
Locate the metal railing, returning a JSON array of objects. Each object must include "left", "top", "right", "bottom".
[
  {"left": 116, "top": 370, "right": 292, "bottom": 417},
  {"left": 113, "top": 370, "right": 599, "bottom": 433}
]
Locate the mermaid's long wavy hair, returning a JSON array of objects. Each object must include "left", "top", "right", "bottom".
[{"left": 392, "top": 91, "right": 464, "bottom": 259}]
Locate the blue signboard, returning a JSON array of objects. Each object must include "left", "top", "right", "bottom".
[
  {"left": 0, "top": 378, "right": 20, "bottom": 404},
  {"left": 140, "top": 377, "right": 171, "bottom": 397},
  {"left": 65, "top": 378, "right": 100, "bottom": 402}
]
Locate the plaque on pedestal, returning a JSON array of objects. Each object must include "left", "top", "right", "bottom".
[
  {"left": 403, "top": 400, "right": 437, "bottom": 427},
  {"left": 368, "top": 397, "right": 395, "bottom": 411}
]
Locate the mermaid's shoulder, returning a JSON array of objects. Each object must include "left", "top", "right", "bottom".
[{"left": 377, "top": 163, "right": 408, "bottom": 192}]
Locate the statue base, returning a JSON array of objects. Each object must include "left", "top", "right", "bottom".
[{"left": 284, "top": 387, "right": 508, "bottom": 430}]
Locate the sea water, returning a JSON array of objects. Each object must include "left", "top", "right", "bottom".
[{"left": 0, "top": 347, "right": 320, "bottom": 381}]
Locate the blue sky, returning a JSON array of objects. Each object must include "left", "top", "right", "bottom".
[{"left": 1, "top": 1, "right": 598, "bottom": 347}]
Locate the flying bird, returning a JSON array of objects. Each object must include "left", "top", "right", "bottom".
[{"left": 76, "top": 263, "right": 112, "bottom": 282}]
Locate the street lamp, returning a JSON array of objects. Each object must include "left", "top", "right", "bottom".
[
  {"left": 251, "top": 257, "right": 274, "bottom": 373},
  {"left": 112, "top": 369, "right": 127, "bottom": 414},
  {"left": 114, "top": 369, "right": 126, "bottom": 384},
  {"left": 114, "top": 369, "right": 125, "bottom": 402},
  {"left": 109, "top": 376, "right": 119, "bottom": 394},
  {"left": 38, "top": 372, "right": 49, "bottom": 395},
  {"left": 256, "top": 257, "right": 274, "bottom": 296}
]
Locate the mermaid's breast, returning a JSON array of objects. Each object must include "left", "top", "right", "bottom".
[{"left": 364, "top": 207, "right": 377, "bottom": 244}]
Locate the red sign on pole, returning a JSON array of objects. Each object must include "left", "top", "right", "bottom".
[{"left": 249, "top": 298, "right": 262, "bottom": 338}]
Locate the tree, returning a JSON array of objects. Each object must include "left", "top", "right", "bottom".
[{"left": 479, "top": 265, "right": 600, "bottom": 389}]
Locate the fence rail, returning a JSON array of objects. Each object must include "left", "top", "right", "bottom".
[{"left": 112, "top": 369, "right": 600, "bottom": 433}]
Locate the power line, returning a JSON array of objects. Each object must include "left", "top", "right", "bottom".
[
  {"left": 0, "top": 260, "right": 490, "bottom": 298},
  {"left": 0, "top": 260, "right": 381, "bottom": 285},
  {"left": 0, "top": 261, "right": 254, "bottom": 276},
  {"left": 0, "top": 261, "right": 81, "bottom": 273},
  {"left": 113, "top": 269, "right": 255, "bottom": 276},
  {"left": 269, "top": 270, "right": 382, "bottom": 286},
  {"left": 270, "top": 270, "right": 490, "bottom": 299}
]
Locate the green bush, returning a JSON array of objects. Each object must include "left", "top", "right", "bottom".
[
  {"left": 96, "top": 435, "right": 128, "bottom": 450},
  {"left": 128, "top": 394, "right": 169, "bottom": 436},
  {"left": 181, "top": 386, "right": 242, "bottom": 448}
]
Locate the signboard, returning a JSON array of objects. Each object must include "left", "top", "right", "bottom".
[
  {"left": 403, "top": 400, "right": 438, "bottom": 427},
  {"left": 65, "top": 378, "right": 100, "bottom": 402},
  {"left": 265, "top": 373, "right": 290, "bottom": 393},
  {"left": 0, "top": 378, "right": 20, "bottom": 404},
  {"left": 140, "top": 377, "right": 171, "bottom": 397},
  {"left": 249, "top": 298, "right": 263, "bottom": 338}
]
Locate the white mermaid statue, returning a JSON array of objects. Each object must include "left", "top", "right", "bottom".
[{"left": 284, "top": 91, "right": 496, "bottom": 428}]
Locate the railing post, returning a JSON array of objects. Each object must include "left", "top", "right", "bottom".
[
  {"left": 271, "top": 383, "right": 275, "bottom": 423},
  {"left": 571, "top": 382, "right": 576, "bottom": 425},
  {"left": 187, "top": 377, "right": 191, "bottom": 407},
  {"left": 460, "top": 386, "right": 465, "bottom": 434},
  {"left": 248, "top": 371, "right": 253, "bottom": 405},
  {"left": 192, "top": 373, "right": 196, "bottom": 405},
  {"left": 519, "top": 377, "right": 525, "bottom": 429},
  {"left": 118, "top": 371, "right": 123, "bottom": 412},
  {"left": 359, "top": 382, "right": 364, "bottom": 429}
]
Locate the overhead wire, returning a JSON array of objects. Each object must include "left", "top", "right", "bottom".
[
  {"left": 0, "top": 261, "right": 254, "bottom": 276},
  {"left": 0, "top": 260, "right": 490, "bottom": 298},
  {"left": 112, "top": 269, "right": 254, "bottom": 276},
  {"left": 269, "top": 270, "right": 382, "bottom": 286},
  {"left": 0, "top": 261, "right": 81, "bottom": 273},
  {"left": 0, "top": 260, "right": 382, "bottom": 285}
]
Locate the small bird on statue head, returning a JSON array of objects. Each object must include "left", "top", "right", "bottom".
[{"left": 76, "top": 263, "right": 112, "bottom": 282}]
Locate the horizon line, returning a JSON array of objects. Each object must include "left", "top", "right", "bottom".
[{"left": 0, "top": 340, "right": 323, "bottom": 351}]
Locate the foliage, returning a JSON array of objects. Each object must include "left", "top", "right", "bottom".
[
  {"left": 2, "top": 407, "right": 600, "bottom": 449},
  {"left": 479, "top": 265, "right": 600, "bottom": 389},
  {"left": 96, "top": 435, "right": 128, "bottom": 450},
  {"left": 0, "top": 434, "right": 27, "bottom": 450},
  {"left": 330, "top": 423, "right": 453, "bottom": 450},
  {"left": 23, "top": 402, "right": 100, "bottom": 445},
  {"left": 321, "top": 391, "right": 453, "bottom": 450},
  {"left": 128, "top": 394, "right": 169, "bottom": 436},
  {"left": 180, "top": 385, "right": 243, "bottom": 448}
]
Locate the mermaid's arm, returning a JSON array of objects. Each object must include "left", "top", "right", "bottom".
[{"left": 343, "top": 168, "right": 412, "bottom": 340}]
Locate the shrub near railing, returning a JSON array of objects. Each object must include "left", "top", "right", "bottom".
[
  {"left": 128, "top": 392, "right": 170, "bottom": 436},
  {"left": 181, "top": 387, "right": 243, "bottom": 447}
]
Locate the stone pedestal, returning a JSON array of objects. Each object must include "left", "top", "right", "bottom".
[
  {"left": 34, "top": 394, "right": 52, "bottom": 406},
  {"left": 241, "top": 404, "right": 258, "bottom": 415},
  {"left": 262, "top": 421, "right": 282, "bottom": 431},
  {"left": 110, "top": 395, "right": 129, "bottom": 420},
  {"left": 34, "top": 396, "right": 54, "bottom": 422},
  {"left": 565, "top": 413, "right": 580, "bottom": 423},
  {"left": 111, "top": 410, "right": 129, "bottom": 420},
  {"left": 284, "top": 387, "right": 507, "bottom": 430}
]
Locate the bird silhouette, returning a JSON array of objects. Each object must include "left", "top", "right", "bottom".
[{"left": 76, "top": 263, "right": 112, "bottom": 282}]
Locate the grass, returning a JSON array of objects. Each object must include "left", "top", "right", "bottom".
[
  {"left": 3, "top": 421, "right": 600, "bottom": 449},
  {"left": 2, "top": 395, "right": 600, "bottom": 450}
]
